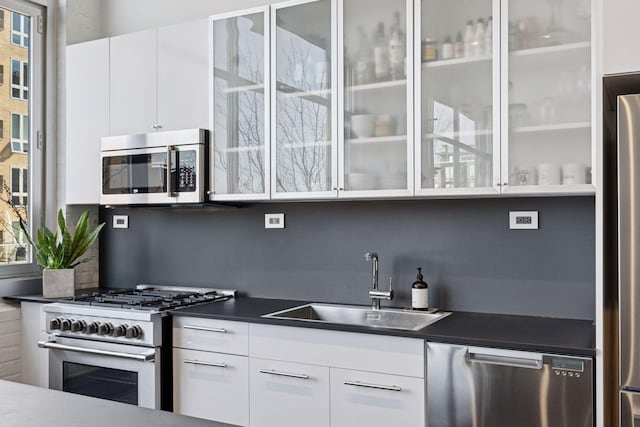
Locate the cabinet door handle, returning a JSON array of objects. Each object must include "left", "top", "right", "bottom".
[
  {"left": 183, "top": 359, "right": 227, "bottom": 368},
  {"left": 344, "top": 380, "right": 401, "bottom": 392},
  {"left": 183, "top": 325, "right": 227, "bottom": 333},
  {"left": 259, "top": 369, "right": 309, "bottom": 380}
]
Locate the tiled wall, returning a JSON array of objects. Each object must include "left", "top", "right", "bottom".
[{"left": 0, "top": 303, "right": 21, "bottom": 381}]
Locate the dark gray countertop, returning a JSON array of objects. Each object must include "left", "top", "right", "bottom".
[
  {"left": 3, "top": 287, "right": 103, "bottom": 304},
  {"left": 0, "top": 380, "right": 234, "bottom": 427},
  {"left": 172, "top": 297, "right": 596, "bottom": 356}
]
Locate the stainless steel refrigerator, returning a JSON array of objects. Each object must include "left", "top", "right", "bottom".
[{"left": 618, "top": 93, "right": 640, "bottom": 425}]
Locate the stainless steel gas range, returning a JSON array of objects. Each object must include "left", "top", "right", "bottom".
[{"left": 37, "top": 285, "right": 235, "bottom": 410}]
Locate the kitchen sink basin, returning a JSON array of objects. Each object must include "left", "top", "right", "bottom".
[{"left": 262, "top": 303, "right": 451, "bottom": 331}]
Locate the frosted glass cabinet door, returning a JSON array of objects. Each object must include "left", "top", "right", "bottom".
[
  {"left": 340, "top": 0, "right": 413, "bottom": 196},
  {"left": 211, "top": 9, "right": 270, "bottom": 200},
  {"left": 416, "top": 0, "right": 499, "bottom": 195},
  {"left": 503, "top": 0, "right": 592, "bottom": 193},
  {"left": 271, "top": 0, "right": 337, "bottom": 199}
]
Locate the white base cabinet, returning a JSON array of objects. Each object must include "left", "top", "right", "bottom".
[
  {"left": 330, "top": 368, "right": 425, "bottom": 427},
  {"left": 20, "top": 302, "right": 48, "bottom": 387},
  {"left": 173, "top": 348, "right": 249, "bottom": 427},
  {"left": 249, "top": 358, "right": 330, "bottom": 427}
]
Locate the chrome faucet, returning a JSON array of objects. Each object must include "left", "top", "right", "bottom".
[{"left": 364, "top": 251, "right": 393, "bottom": 310}]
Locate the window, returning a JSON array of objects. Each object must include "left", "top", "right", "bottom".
[
  {"left": 10, "top": 167, "right": 27, "bottom": 206},
  {"left": 0, "top": 1, "right": 44, "bottom": 274},
  {"left": 11, "top": 59, "right": 27, "bottom": 100},
  {"left": 11, "top": 12, "right": 28, "bottom": 47},
  {"left": 0, "top": 64, "right": 4, "bottom": 85},
  {"left": 0, "top": 10, "right": 4, "bottom": 31},
  {"left": 10, "top": 113, "right": 27, "bottom": 152}
]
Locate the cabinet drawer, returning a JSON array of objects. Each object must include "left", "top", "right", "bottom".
[
  {"left": 249, "top": 324, "right": 424, "bottom": 377},
  {"left": 173, "top": 317, "right": 248, "bottom": 355},
  {"left": 330, "top": 368, "right": 425, "bottom": 427},
  {"left": 249, "top": 358, "right": 330, "bottom": 427},
  {"left": 173, "top": 348, "right": 248, "bottom": 426}
]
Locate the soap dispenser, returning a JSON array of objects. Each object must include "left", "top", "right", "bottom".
[{"left": 411, "top": 267, "right": 429, "bottom": 311}]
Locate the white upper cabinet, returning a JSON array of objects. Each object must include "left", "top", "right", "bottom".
[
  {"left": 110, "top": 20, "right": 209, "bottom": 136},
  {"left": 66, "top": 38, "right": 109, "bottom": 205},
  {"left": 603, "top": 0, "right": 640, "bottom": 75},
  {"left": 210, "top": 8, "right": 270, "bottom": 201},
  {"left": 339, "top": 0, "right": 414, "bottom": 197},
  {"left": 415, "top": 0, "right": 499, "bottom": 196},
  {"left": 502, "top": 0, "right": 593, "bottom": 195},
  {"left": 109, "top": 29, "right": 158, "bottom": 136},
  {"left": 158, "top": 19, "right": 209, "bottom": 131},
  {"left": 271, "top": 0, "right": 337, "bottom": 200}
]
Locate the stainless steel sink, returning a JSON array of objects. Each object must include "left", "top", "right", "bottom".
[{"left": 262, "top": 303, "right": 451, "bottom": 331}]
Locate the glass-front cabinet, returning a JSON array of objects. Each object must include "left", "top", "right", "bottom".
[
  {"left": 502, "top": 0, "right": 592, "bottom": 194},
  {"left": 210, "top": 8, "right": 270, "bottom": 201},
  {"left": 416, "top": 0, "right": 500, "bottom": 195},
  {"left": 271, "top": 0, "right": 337, "bottom": 199},
  {"left": 338, "top": 0, "right": 413, "bottom": 196}
]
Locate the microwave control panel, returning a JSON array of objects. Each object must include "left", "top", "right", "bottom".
[{"left": 176, "top": 151, "right": 197, "bottom": 192}]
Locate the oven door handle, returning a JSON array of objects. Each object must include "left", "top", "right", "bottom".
[{"left": 37, "top": 341, "right": 156, "bottom": 362}]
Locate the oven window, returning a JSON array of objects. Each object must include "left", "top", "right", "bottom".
[
  {"left": 102, "top": 152, "right": 168, "bottom": 194},
  {"left": 63, "top": 362, "right": 139, "bottom": 406}
]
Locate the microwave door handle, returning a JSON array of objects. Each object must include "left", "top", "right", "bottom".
[
  {"left": 37, "top": 340, "right": 155, "bottom": 362},
  {"left": 167, "top": 145, "right": 176, "bottom": 197}
]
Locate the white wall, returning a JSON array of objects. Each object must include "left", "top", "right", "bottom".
[{"left": 100, "top": 0, "right": 271, "bottom": 37}]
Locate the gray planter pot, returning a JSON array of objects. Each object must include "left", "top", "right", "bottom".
[{"left": 42, "top": 268, "right": 75, "bottom": 298}]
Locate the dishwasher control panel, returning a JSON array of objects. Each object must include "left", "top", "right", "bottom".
[{"left": 550, "top": 357, "right": 584, "bottom": 378}]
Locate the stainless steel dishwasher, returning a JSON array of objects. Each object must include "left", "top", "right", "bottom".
[{"left": 426, "top": 342, "right": 593, "bottom": 427}]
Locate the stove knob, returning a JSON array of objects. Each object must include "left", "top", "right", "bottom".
[
  {"left": 113, "top": 324, "right": 128, "bottom": 337},
  {"left": 125, "top": 325, "right": 143, "bottom": 339},
  {"left": 60, "top": 318, "right": 72, "bottom": 331},
  {"left": 97, "top": 322, "right": 113, "bottom": 336},
  {"left": 49, "top": 317, "right": 62, "bottom": 330},
  {"left": 71, "top": 320, "right": 86, "bottom": 333},
  {"left": 85, "top": 322, "right": 99, "bottom": 334}
]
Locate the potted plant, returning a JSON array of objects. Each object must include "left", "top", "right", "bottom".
[{"left": 20, "top": 209, "right": 105, "bottom": 298}]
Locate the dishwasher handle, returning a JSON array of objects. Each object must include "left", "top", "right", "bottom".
[{"left": 467, "top": 346, "right": 543, "bottom": 369}]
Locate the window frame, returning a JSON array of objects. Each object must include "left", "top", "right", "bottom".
[{"left": 1, "top": 0, "right": 44, "bottom": 278}]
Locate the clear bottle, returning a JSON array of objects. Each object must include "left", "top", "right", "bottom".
[
  {"left": 441, "top": 36, "right": 454, "bottom": 60},
  {"left": 388, "top": 11, "right": 405, "bottom": 79},
  {"left": 374, "top": 22, "right": 390, "bottom": 81},
  {"left": 485, "top": 17, "right": 493, "bottom": 56},
  {"left": 474, "top": 18, "right": 486, "bottom": 57},
  {"left": 454, "top": 31, "right": 464, "bottom": 58},
  {"left": 354, "top": 26, "right": 373, "bottom": 85},
  {"left": 463, "top": 20, "right": 475, "bottom": 58}
]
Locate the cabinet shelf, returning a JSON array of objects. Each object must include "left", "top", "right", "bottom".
[
  {"left": 217, "top": 145, "right": 264, "bottom": 153},
  {"left": 424, "top": 129, "right": 492, "bottom": 138},
  {"left": 280, "top": 140, "right": 331, "bottom": 149},
  {"left": 348, "top": 79, "right": 406, "bottom": 92},
  {"left": 511, "top": 121, "right": 591, "bottom": 134},
  {"left": 422, "top": 55, "right": 491, "bottom": 69},
  {"left": 347, "top": 135, "right": 406, "bottom": 145},
  {"left": 509, "top": 41, "right": 591, "bottom": 58}
]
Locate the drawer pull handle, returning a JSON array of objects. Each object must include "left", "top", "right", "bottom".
[
  {"left": 259, "top": 369, "right": 309, "bottom": 380},
  {"left": 344, "top": 380, "right": 401, "bottom": 392},
  {"left": 184, "top": 359, "right": 227, "bottom": 368},
  {"left": 184, "top": 325, "right": 228, "bottom": 333}
]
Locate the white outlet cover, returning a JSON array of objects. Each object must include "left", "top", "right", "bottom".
[
  {"left": 509, "top": 211, "right": 538, "bottom": 230},
  {"left": 265, "top": 213, "right": 285, "bottom": 229},
  {"left": 112, "top": 215, "right": 129, "bottom": 229}
]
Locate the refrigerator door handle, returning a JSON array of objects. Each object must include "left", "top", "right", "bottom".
[{"left": 467, "top": 346, "right": 543, "bottom": 369}]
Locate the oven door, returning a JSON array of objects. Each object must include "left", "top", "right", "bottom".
[
  {"left": 40, "top": 336, "right": 160, "bottom": 409},
  {"left": 100, "top": 143, "right": 204, "bottom": 205}
]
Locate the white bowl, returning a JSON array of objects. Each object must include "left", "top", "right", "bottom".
[{"left": 351, "top": 114, "right": 376, "bottom": 138}]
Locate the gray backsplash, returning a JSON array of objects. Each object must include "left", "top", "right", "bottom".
[{"left": 99, "top": 197, "right": 595, "bottom": 320}]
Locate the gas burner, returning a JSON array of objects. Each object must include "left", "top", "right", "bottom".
[{"left": 66, "top": 285, "right": 235, "bottom": 312}]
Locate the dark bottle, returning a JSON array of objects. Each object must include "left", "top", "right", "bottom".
[{"left": 411, "top": 267, "right": 429, "bottom": 310}]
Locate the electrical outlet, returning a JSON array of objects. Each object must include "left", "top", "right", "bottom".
[
  {"left": 265, "top": 213, "right": 285, "bottom": 229},
  {"left": 509, "top": 211, "right": 538, "bottom": 230},
  {"left": 112, "top": 215, "right": 129, "bottom": 229}
]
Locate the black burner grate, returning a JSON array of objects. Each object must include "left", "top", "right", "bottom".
[{"left": 67, "top": 288, "right": 230, "bottom": 311}]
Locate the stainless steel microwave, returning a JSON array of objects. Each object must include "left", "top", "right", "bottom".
[{"left": 100, "top": 129, "right": 208, "bottom": 205}]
